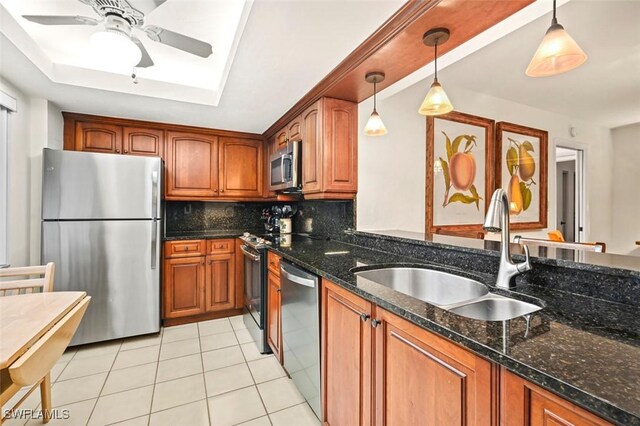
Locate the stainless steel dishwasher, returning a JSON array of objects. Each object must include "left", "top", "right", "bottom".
[{"left": 280, "top": 260, "right": 321, "bottom": 420}]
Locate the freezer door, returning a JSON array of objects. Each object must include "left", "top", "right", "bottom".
[
  {"left": 42, "top": 148, "right": 162, "bottom": 220},
  {"left": 42, "top": 220, "right": 161, "bottom": 345}
]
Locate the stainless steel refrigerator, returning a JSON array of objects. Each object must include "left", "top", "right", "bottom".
[{"left": 42, "top": 148, "right": 162, "bottom": 346}]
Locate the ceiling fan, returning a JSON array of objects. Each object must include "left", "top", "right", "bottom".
[{"left": 22, "top": 0, "right": 213, "bottom": 69}]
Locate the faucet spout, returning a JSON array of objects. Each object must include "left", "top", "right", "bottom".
[{"left": 483, "top": 189, "right": 532, "bottom": 288}]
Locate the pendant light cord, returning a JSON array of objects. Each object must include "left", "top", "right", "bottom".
[
  {"left": 373, "top": 80, "right": 377, "bottom": 112},
  {"left": 552, "top": 0, "right": 558, "bottom": 25},
  {"left": 434, "top": 41, "right": 439, "bottom": 82}
]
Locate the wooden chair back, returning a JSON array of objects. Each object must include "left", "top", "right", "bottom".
[{"left": 0, "top": 263, "right": 55, "bottom": 296}]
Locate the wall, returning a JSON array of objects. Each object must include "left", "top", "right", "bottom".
[
  {"left": 0, "top": 77, "right": 63, "bottom": 267},
  {"left": 357, "top": 82, "right": 614, "bottom": 245},
  {"left": 611, "top": 123, "right": 640, "bottom": 255}
]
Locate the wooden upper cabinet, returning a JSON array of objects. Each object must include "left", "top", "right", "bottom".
[
  {"left": 501, "top": 368, "right": 612, "bottom": 426},
  {"left": 75, "top": 121, "right": 122, "bottom": 154},
  {"left": 302, "top": 101, "right": 323, "bottom": 194},
  {"left": 123, "top": 127, "right": 163, "bottom": 157},
  {"left": 322, "top": 279, "right": 372, "bottom": 426},
  {"left": 166, "top": 131, "right": 219, "bottom": 198},
  {"left": 287, "top": 115, "right": 303, "bottom": 142},
  {"left": 218, "top": 137, "right": 263, "bottom": 199},
  {"left": 322, "top": 98, "right": 358, "bottom": 194},
  {"left": 205, "top": 253, "right": 236, "bottom": 312},
  {"left": 300, "top": 97, "right": 357, "bottom": 199},
  {"left": 163, "top": 256, "right": 205, "bottom": 319},
  {"left": 275, "top": 127, "right": 288, "bottom": 149},
  {"left": 374, "top": 308, "right": 495, "bottom": 426}
]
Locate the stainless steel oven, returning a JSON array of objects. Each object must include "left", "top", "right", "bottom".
[
  {"left": 269, "top": 141, "right": 301, "bottom": 193},
  {"left": 240, "top": 235, "right": 270, "bottom": 354}
]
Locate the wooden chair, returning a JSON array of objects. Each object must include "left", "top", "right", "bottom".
[
  {"left": 0, "top": 263, "right": 57, "bottom": 424},
  {"left": 0, "top": 263, "right": 55, "bottom": 296}
]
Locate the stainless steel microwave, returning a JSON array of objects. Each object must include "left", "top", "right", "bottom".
[{"left": 269, "top": 141, "right": 301, "bottom": 193}]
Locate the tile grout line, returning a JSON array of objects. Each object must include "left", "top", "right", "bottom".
[
  {"left": 86, "top": 340, "right": 123, "bottom": 425},
  {"left": 197, "top": 320, "right": 214, "bottom": 426}
]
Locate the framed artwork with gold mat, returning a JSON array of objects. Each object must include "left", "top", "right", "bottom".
[
  {"left": 495, "top": 121, "right": 548, "bottom": 230},
  {"left": 426, "top": 111, "right": 495, "bottom": 235}
]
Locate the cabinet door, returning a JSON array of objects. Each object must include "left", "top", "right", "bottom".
[
  {"left": 301, "top": 100, "right": 323, "bottom": 194},
  {"left": 163, "top": 257, "right": 205, "bottom": 319},
  {"left": 322, "top": 98, "right": 358, "bottom": 193},
  {"left": 123, "top": 127, "right": 164, "bottom": 157},
  {"left": 501, "top": 369, "right": 611, "bottom": 426},
  {"left": 205, "top": 253, "right": 236, "bottom": 312},
  {"left": 218, "top": 137, "right": 263, "bottom": 198},
  {"left": 166, "top": 131, "right": 218, "bottom": 198},
  {"left": 275, "top": 127, "right": 288, "bottom": 149},
  {"left": 75, "top": 121, "right": 122, "bottom": 154},
  {"left": 322, "top": 279, "right": 372, "bottom": 426},
  {"left": 267, "top": 271, "right": 282, "bottom": 363},
  {"left": 287, "top": 115, "right": 303, "bottom": 142},
  {"left": 374, "top": 308, "right": 495, "bottom": 426}
]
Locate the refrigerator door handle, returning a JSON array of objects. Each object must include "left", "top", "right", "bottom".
[
  {"left": 151, "top": 219, "right": 158, "bottom": 269},
  {"left": 151, "top": 170, "right": 159, "bottom": 219}
]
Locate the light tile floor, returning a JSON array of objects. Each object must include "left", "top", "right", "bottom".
[{"left": 3, "top": 316, "right": 319, "bottom": 426}]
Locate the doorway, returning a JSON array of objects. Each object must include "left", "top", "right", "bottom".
[{"left": 555, "top": 146, "right": 584, "bottom": 242}]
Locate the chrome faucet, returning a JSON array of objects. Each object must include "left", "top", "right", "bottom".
[{"left": 483, "top": 189, "right": 532, "bottom": 289}]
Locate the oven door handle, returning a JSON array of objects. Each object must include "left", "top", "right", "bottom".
[{"left": 240, "top": 245, "right": 261, "bottom": 262}]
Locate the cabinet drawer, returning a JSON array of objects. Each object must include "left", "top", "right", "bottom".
[
  {"left": 268, "top": 251, "right": 281, "bottom": 276},
  {"left": 165, "top": 240, "right": 206, "bottom": 258},
  {"left": 207, "top": 239, "right": 234, "bottom": 254}
]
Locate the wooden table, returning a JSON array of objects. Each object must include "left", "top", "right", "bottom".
[{"left": 0, "top": 292, "right": 86, "bottom": 369}]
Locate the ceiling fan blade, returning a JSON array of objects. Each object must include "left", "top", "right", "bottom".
[
  {"left": 22, "top": 15, "right": 99, "bottom": 26},
  {"left": 130, "top": 0, "right": 168, "bottom": 15},
  {"left": 143, "top": 25, "right": 212, "bottom": 58},
  {"left": 132, "top": 38, "right": 154, "bottom": 68}
]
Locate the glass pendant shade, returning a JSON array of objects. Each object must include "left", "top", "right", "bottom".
[
  {"left": 526, "top": 23, "right": 587, "bottom": 77},
  {"left": 363, "top": 110, "right": 388, "bottom": 136},
  {"left": 418, "top": 80, "right": 454, "bottom": 116},
  {"left": 91, "top": 30, "right": 142, "bottom": 70}
]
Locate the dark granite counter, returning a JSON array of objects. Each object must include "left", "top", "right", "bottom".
[
  {"left": 268, "top": 237, "right": 640, "bottom": 425},
  {"left": 163, "top": 229, "right": 262, "bottom": 241}
]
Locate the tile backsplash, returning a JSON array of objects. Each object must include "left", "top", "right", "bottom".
[{"left": 165, "top": 199, "right": 355, "bottom": 237}]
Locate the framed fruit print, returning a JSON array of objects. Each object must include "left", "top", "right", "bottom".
[
  {"left": 495, "top": 122, "right": 548, "bottom": 230},
  {"left": 426, "top": 111, "right": 495, "bottom": 236}
]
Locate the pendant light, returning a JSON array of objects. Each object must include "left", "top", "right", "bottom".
[
  {"left": 526, "top": 0, "right": 587, "bottom": 77},
  {"left": 363, "top": 72, "right": 388, "bottom": 136},
  {"left": 418, "top": 28, "right": 453, "bottom": 116}
]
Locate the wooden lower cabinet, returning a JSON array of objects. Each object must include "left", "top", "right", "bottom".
[
  {"left": 322, "top": 278, "right": 494, "bottom": 426},
  {"left": 163, "top": 239, "right": 241, "bottom": 323},
  {"left": 205, "top": 253, "right": 235, "bottom": 312},
  {"left": 163, "top": 256, "right": 205, "bottom": 319},
  {"left": 322, "top": 279, "right": 373, "bottom": 426},
  {"left": 501, "top": 369, "right": 612, "bottom": 426},
  {"left": 267, "top": 270, "right": 282, "bottom": 363}
]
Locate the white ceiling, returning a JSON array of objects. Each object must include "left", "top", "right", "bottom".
[
  {"left": 0, "top": 0, "right": 404, "bottom": 133},
  {"left": 439, "top": 0, "right": 640, "bottom": 130}
]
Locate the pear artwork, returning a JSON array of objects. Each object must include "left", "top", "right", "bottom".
[
  {"left": 505, "top": 137, "right": 536, "bottom": 215},
  {"left": 439, "top": 131, "right": 482, "bottom": 210}
]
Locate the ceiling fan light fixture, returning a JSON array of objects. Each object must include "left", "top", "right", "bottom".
[
  {"left": 526, "top": 0, "right": 587, "bottom": 77},
  {"left": 363, "top": 71, "right": 388, "bottom": 136},
  {"left": 90, "top": 28, "right": 141, "bottom": 70},
  {"left": 419, "top": 28, "right": 454, "bottom": 116}
]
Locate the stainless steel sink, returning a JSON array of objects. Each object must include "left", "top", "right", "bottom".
[
  {"left": 447, "top": 296, "right": 541, "bottom": 321},
  {"left": 355, "top": 267, "right": 489, "bottom": 306}
]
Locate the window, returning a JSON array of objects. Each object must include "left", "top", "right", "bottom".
[{"left": 0, "top": 90, "right": 17, "bottom": 267}]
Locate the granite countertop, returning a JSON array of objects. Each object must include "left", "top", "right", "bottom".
[
  {"left": 268, "top": 237, "right": 640, "bottom": 425},
  {"left": 163, "top": 229, "right": 264, "bottom": 241}
]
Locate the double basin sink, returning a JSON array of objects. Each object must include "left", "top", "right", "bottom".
[{"left": 354, "top": 267, "right": 541, "bottom": 321}]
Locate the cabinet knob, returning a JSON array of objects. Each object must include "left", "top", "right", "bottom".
[
  {"left": 277, "top": 288, "right": 281, "bottom": 293},
  {"left": 124, "top": 149, "right": 129, "bottom": 153},
  {"left": 115, "top": 149, "right": 120, "bottom": 153},
  {"left": 213, "top": 189, "right": 218, "bottom": 193},
  {"left": 371, "top": 319, "right": 381, "bottom": 328},
  {"left": 359, "top": 313, "right": 370, "bottom": 322},
  {"left": 220, "top": 189, "right": 224, "bottom": 193}
]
